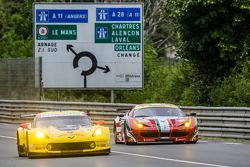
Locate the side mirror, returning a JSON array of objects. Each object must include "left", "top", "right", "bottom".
[
  {"left": 20, "top": 123, "right": 31, "bottom": 129},
  {"left": 96, "top": 120, "right": 105, "bottom": 126},
  {"left": 190, "top": 112, "right": 197, "bottom": 117},
  {"left": 118, "top": 113, "right": 125, "bottom": 117}
]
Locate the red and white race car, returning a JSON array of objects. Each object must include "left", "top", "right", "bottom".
[{"left": 114, "top": 103, "right": 198, "bottom": 144}]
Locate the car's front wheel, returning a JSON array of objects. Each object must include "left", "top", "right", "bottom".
[
  {"left": 188, "top": 140, "right": 198, "bottom": 144},
  {"left": 124, "top": 126, "right": 133, "bottom": 145},
  {"left": 104, "top": 149, "right": 111, "bottom": 155},
  {"left": 25, "top": 132, "right": 33, "bottom": 159},
  {"left": 17, "top": 132, "right": 26, "bottom": 157}
]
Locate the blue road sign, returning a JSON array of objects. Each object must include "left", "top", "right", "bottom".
[
  {"left": 36, "top": 9, "right": 88, "bottom": 23},
  {"left": 96, "top": 8, "right": 140, "bottom": 21}
]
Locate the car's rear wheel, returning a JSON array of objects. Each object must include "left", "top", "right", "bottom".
[
  {"left": 188, "top": 135, "right": 198, "bottom": 144},
  {"left": 17, "top": 132, "right": 26, "bottom": 157}
]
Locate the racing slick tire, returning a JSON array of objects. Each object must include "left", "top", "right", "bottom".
[
  {"left": 17, "top": 132, "right": 26, "bottom": 157},
  {"left": 25, "top": 132, "right": 33, "bottom": 159},
  {"left": 103, "top": 149, "right": 111, "bottom": 155},
  {"left": 188, "top": 140, "right": 198, "bottom": 144}
]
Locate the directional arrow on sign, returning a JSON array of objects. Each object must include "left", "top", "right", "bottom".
[
  {"left": 67, "top": 44, "right": 111, "bottom": 73},
  {"left": 67, "top": 44, "right": 110, "bottom": 88},
  {"left": 67, "top": 44, "right": 77, "bottom": 56},
  {"left": 97, "top": 65, "right": 110, "bottom": 73}
]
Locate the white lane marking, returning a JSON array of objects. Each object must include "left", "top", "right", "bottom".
[
  {"left": 0, "top": 123, "right": 16, "bottom": 126},
  {"left": 198, "top": 140, "right": 208, "bottom": 143},
  {"left": 0, "top": 123, "right": 17, "bottom": 125},
  {"left": 0, "top": 123, "right": 18, "bottom": 128},
  {"left": 224, "top": 142, "right": 241, "bottom": 145},
  {"left": 112, "top": 151, "right": 231, "bottom": 167},
  {"left": 0, "top": 136, "right": 16, "bottom": 140},
  {"left": 0, "top": 123, "right": 9, "bottom": 126}
]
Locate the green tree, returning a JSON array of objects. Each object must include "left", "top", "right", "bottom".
[
  {"left": 163, "top": 0, "right": 250, "bottom": 104},
  {"left": 0, "top": 0, "right": 33, "bottom": 58},
  {"left": 210, "top": 59, "right": 250, "bottom": 106}
]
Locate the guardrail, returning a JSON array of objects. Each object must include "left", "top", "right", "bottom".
[{"left": 0, "top": 100, "right": 249, "bottom": 139}]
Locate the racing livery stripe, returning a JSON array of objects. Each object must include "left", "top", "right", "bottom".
[
  {"left": 155, "top": 119, "right": 161, "bottom": 132},
  {"left": 125, "top": 117, "right": 131, "bottom": 131},
  {"left": 125, "top": 128, "right": 137, "bottom": 142}
]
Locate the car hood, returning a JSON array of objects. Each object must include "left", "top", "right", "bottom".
[
  {"left": 135, "top": 116, "right": 187, "bottom": 127},
  {"left": 37, "top": 125, "right": 94, "bottom": 138}
]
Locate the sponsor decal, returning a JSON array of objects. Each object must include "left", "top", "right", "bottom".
[
  {"left": 116, "top": 127, "right": 122, "bottom": 132},
  {"left": 144, "top": 138, "right": 155, "bottom": 142}
]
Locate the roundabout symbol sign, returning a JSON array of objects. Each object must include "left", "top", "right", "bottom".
[
  {"left": 67, "top": 44, "right": 110, "bottom": 88},
  {"left": 73, "top": 51, "right": 97, "bottom": 76}
]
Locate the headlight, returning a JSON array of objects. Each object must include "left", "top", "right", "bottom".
[
  {"left": 138, "top": 123, "right": 144, "bottom": 128},
  {"left": 133, "top": 119, "right": 144, "bottom": 128},
  {"left": 184, "top": 118, "right": 192, "bottom": 128},
  {"left": 36, "top": 131, "right": 45, "bottom": 139},
  {"left": 93, "top": 128, "right": 102, "bottom": 136}
]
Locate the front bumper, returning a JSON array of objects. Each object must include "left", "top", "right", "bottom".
[
  {"left": 28, "top": 148, "right": 111, "bottom": 158},
  {"left": 28, "top": 140, "right": 110, "bottom": 156},
  {"left": 129, "top": 127, "right": 198, "bottom": 143}
]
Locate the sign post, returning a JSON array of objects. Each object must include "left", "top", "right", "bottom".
[{"left": 34, "top": 3, "right": 143, "bottom": 91}]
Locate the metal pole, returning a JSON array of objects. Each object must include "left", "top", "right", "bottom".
[
  {"left": 111, "top": 90, "right": 114, "bottom": 103},
  {"left": 57, "top": 89, "right": 60, "bottom": 101},
  {"left": 39, "top": 57, "right": 44, "bottom": 101}
]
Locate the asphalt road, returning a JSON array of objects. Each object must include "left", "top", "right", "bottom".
[{"left": 0, "top": 123, "right": 250, "bottom": 167}]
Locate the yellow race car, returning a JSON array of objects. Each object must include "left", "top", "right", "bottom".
[{"left": 17, "top": 111, "right": 110, "bottom": 158}]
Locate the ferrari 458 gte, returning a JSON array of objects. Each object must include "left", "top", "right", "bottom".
[
  {"left": 17, "top": 111, "right": 110, "bottom": 158},
  {"left": 114, "top": 103, "right": 198, "bottom": 144}
]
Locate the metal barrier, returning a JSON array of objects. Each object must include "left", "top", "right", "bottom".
[{"left": 0, "top": 100, "right": 249, "bottom": 139}]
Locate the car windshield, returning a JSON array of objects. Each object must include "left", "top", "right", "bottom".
[
  {"left": 35, "top": 116, "right": 91, "bottom": 129},
  {"left": 133, "top": 107, "right": 185, "bottom": 118}
]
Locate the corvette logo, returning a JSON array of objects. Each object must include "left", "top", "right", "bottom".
[{"left": 68, "top": 136, "right": 75, "bottom": 139}]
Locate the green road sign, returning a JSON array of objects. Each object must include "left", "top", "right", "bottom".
[
  {"left": 114, "top": 44, "right": 141, "bottom": 51},
  {"left": 95, "top": 23, "right": 141, "bottom": 43},
  {"left": 36, "top": 25, "right": 77, "bottom": 40}
]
